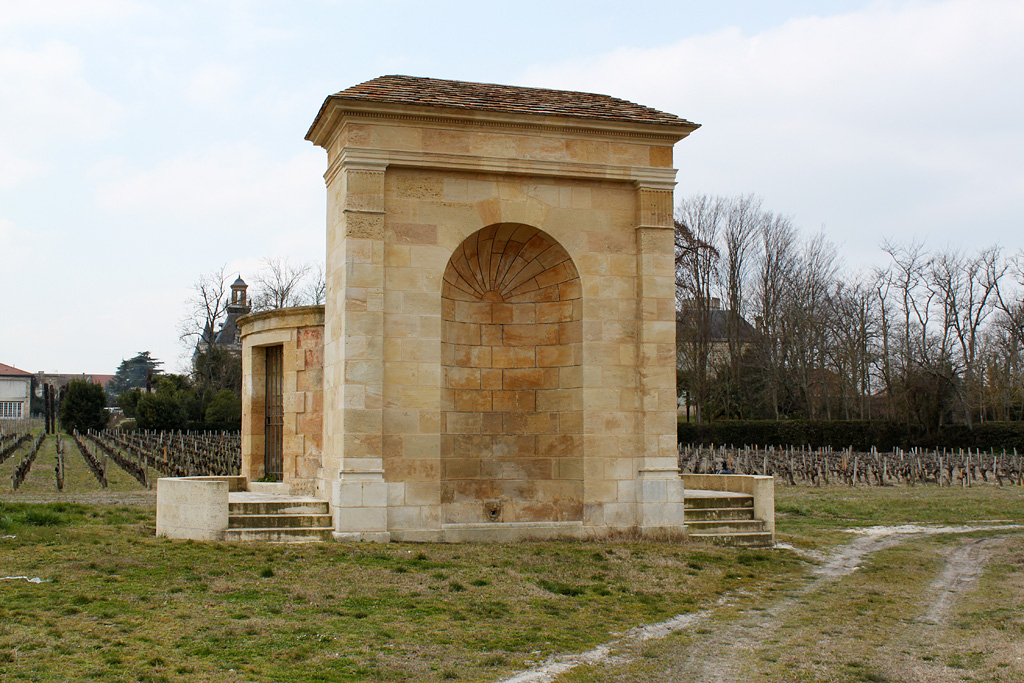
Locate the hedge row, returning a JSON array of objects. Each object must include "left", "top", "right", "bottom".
[{"left": 677, "top": 420, "right": 1024, "bottom": 452}]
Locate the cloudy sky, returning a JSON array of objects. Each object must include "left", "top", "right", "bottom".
[{"left": 2, "top": 0, "right": 1021, "bottom": 375}]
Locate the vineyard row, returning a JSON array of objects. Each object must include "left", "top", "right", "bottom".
[
  {"left": 2, "top": 427, "right": 241, "bottom": 492},
  {"left": 11, "top": 432, "right": 46, "bottom": 491},
  {"left": 10, "top": 425, "right": 1024, "bottom": 490},
  {"left": 680, "top": 444, "right": 1024, "bottom": 486},
  {"left": 79, "top": 429, "right": 241, "bottom": 483}
]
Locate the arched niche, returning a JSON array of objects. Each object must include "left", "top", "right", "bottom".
[{"left": 440, "top": 224, "right": 583, "bottom": 524}]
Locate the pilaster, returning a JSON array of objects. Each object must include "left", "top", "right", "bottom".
[
  {"left": 324, "top": 161, "right": 390, "bottom": 541},
  {"left": 635, "top": 184, "right": 686, "bottom": 533}
]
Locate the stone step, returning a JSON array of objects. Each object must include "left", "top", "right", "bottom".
[
  {"left": 684, "top": 496, "right": 753, "bottom": 510},
  {"left": 228, "top": 501, "right": 329, "bottom": 516},
  {"left": 684, "top": 507, "right": 755, "bottom": 522},
  {"left": 228, "top": 514, "right": 333, "bottom": 529},
  {"left": 223, "top": 526, "right": 333, "bottom": 543},
  {"left": 685, "top": 519, "right": 766, "bottom": 535},
  {"left": 687, "top": 530, "right": 774, "bottom": 548}
]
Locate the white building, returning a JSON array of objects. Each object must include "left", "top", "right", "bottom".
[{"left": 0, "top": 363, "right": 32, "bottom": 420}]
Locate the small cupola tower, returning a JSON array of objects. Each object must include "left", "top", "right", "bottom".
[
  {"left": 209, "top": 276, "right": 253, "bottom": 349},
  {"left": 229, "top": 276, "right": 249, "bottom": 312}
]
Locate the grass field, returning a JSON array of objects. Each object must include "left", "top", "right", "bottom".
[
  {"left": 776, "top": 484, "right": 1024, "bottom": 548},
  {"left": 0, "top": 502, "right": 808, "bottom": 682},
  {"left": 2, "top": 436, "right": 1024, "bottom": 682}
]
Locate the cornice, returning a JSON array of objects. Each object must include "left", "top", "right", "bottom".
[
  {"left": 324, "top": 152, "right": 386, "bottom": 186},
  {"left": 323, "top": 146, "right": 678, "bottom": 189},
  {"left": 237, "top": 305, "right": 326, "bottom": 335}
]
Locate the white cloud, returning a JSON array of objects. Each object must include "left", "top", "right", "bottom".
[
  {"left": 0, "top": 42, "right": 119, "bottom": 137},
  {"left": 95, "top": 143, "right": 320, "bottom": 217},
  {"left": 0, "top": 154, "right": 48, "bottom": 189},
  {"left": 186, "top": 63, "right": 245, "bottom": 111},
  {"left": 0, "top": 0, "right": 142, "bottom": 31},
  {"left": 0, "top": 41, "right": 122, "bottom": 187},
  {"left": 92, "top": 142, "right": 325, "bottom": 260},
  {"left": 520, "top": 0, "right": 1024, "bottom": 267},
  {"left": 0, "top": 219, "right": 35, "bottom": 260}
]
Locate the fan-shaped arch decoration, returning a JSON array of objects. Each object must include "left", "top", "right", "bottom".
[{"left": 442, "top": 225, "right": 580, "bottom": 303}]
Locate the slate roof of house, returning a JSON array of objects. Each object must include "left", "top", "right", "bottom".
[
  {"left": 214, "top": 316, "right": 243, "bottom": 347},
  {"left": 676, "top": 309, "right": 759, "bottom": 344},
  {"left": 0, "top": 363, "right": 32, "bottom": 377},
  {"left": 314, "top": 75, "right": 698, "bottom": 129}
]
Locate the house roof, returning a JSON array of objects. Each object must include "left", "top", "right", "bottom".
[
  {"left": 213, "top": 317, "right": 242, "bottom": 347},
  {"left": 676, "top": 308, "right": 759, "bottom": 344},
  {"left": 0, "top": 362, "right": 32, "bottom": 377},
  {"left": 309, "top": 75, "right": 698, "bottom": 133},
  {"left": 32, "top": 372, "right": 114, "bottom": 387}
]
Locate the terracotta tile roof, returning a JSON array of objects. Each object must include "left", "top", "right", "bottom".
[
  {"left": 0, "top": 362, "right": 32, "bottom": 377},
  {"left": 326, "top": 75, "right": 697, "bottom": 128}
]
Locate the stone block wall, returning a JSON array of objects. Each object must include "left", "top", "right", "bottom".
[{"left": 239, "top": 306, "right": 325, "bottom": 496}]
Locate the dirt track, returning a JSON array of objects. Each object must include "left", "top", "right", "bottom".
[
  {"left": 498, "top": 524, "right": 1021, "bottom": 683},
  {"left": 669, "top": 528, "right": 1015, "bottom": 683},
  {"left": 921, "top": 537, "right": 1002, "bottom": 625},
  {"left": 0, "top": 492, "right": 156, "bottom": 506}
]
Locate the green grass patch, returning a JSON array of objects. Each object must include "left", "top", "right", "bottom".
[
  {"left": 0, "top": 501, "right": 807, "bottom": 682},
  {"left": 0, "top": 502, "right": 90, "bottom": 531}
]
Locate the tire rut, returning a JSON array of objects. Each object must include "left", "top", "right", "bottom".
[
  {"left": 663, "top": 528, "right": 1012, "bottom": 683},
  {"left": 921, "top": 537, "right": 1003, "bottom": 625},
  {"left": 497, "top": 524, "right": 1018, "bottom": 683}
]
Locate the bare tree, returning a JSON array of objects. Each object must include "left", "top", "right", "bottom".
[
  {"left": 824, "top": 280, "right": 878, "bottom": 419},
  {"left": 929, "top": 247, "right": 1004, "bottom": 426},
  {"left": 179, "top": 265, "right": 231, "bottom": 350},
  {"left": 304, "top": 261, "right": 327, "bottom": 305},
  {"left": 879, "top": 240, "right": 942, "bottom": 429},
  {"left": 752, "top": 214, "right": 796, "bottom": 419},
  {"left": 675, "top": 195, "right": 724, "bottom": 421},
  {"left": 718, "top": 195, "right": 762, "bottom": 416},
  {"left": 871, "top": 265, "right": 897, "bottom": 419},
  {"left": 669, "top": 196, "right": 1021, "bottom": 426},
  {"left": 787, "top": 232, "right": 839, "bottom": 419},
  {"left": 982, "top": 319, "right": 1024, "bottom": 420},
  {"left": 995, "top": 251, "right": 1024, "bottom": 347},
  {"left": 991, "top": 252, "right": 1024, "bottom": 420},
  {"left": 251, "top": 257, "right": 312, "bottom": 311}
]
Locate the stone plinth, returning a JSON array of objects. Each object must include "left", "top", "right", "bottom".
[{"left": 155, "top": 476, "right": 245, "bottom": 540}]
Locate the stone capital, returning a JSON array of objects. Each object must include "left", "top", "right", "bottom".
[
  {"left": 636, "top": 186, "right": 674, "bottom": 230},
  {"left": 341, "top": 168, "right": 386, "bottom": 215}
]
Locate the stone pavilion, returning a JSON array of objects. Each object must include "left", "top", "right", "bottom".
[{"left": 237, "top": 75, "right": 709, "bottom": 542}]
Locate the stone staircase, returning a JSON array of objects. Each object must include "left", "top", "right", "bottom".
[
  {"left": 684, "top": 490, "right": 773, "bottom": 547},
  {"left": 224, "top": 494, "right": 333, "bottom": 543}
]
